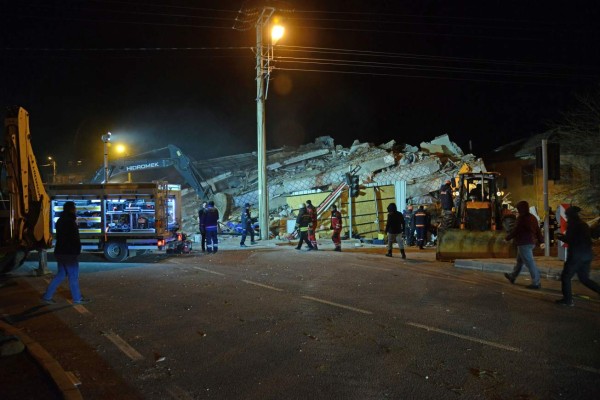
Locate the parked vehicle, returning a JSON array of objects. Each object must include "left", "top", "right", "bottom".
[
  {"left": 436, "top": 172, "right": 515, "bottom": 260},
  {"left": 46, "top": 182, "right": 188, "bottom": 262}
]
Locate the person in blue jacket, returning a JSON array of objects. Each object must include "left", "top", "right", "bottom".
[{"left": 201, "top": 201, "right": 220, "bottom": 253}]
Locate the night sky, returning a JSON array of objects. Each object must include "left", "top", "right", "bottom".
[{"left": 1, "top": 0, "right": 599, "bottom": 175}]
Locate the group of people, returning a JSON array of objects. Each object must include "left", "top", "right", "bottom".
[
  {"left": 503, "top": 200, "right": 600, "bottom": 306},
  {"left": 295, "top": 200, "right": 343, "bottom": 252},
  {"left": 399, "top": 204, "right": 432, "bottom": 250},
  {"left": 38, "top": 196, "right": 599, "bottom": 310}
]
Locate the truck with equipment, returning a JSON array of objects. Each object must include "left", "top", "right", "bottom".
[{"left": 46, "top": 182, "right": 186, "bottom": 262}]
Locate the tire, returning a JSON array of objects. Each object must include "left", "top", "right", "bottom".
[{"left": 103, "top": 241, "right": 128, "bottom": 262}]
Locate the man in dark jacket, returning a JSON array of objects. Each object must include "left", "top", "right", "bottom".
[
  {"left": 201, "top": 201, "right": 220, "bottom": 253},
  {"left": 555, "top": 206, "right": 600, "bottom": 306},
  {"left": 240, "top": 203, "right": 256, "bottom": 247},
  {"left": 402, "top": 205, "right": 415, "bottom": 246},
  {"left": 306, "top": 200, "right": 319, "bottom": 250},
  {"left": 198, "top": 201, "right": 207, "bottom": 252},
  {"left": 295, "top": 203, "right": 314, "bottom": 251},
  {"left": 385, "top": 203, "right": 406, "bottom": 259},
  {"left": 504, "top": 200, "right": 544, "bottom": 289},
  {"left": 42, "top": 201, "right": 90, "bottom": 305}
]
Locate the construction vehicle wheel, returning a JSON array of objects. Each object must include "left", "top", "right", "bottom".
[
  {"left": 103, "top": 241, "right": 128, "bottom": 262},
  {"left": 0, "top": 250, "right": 27, "bottom": 274}
]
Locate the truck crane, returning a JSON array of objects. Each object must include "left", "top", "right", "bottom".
[
  {"left": 90, "top": 144, "right": 213, "bottom": 200},
  {"left": 0, "top": 107, "right": 52, "bottom": 274}
]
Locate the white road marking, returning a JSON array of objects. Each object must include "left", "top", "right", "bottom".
[
  {"left": 406, "top": 322, "right": 521, "bottom": 352},
  {"left": 193, "top": 267, "right": 224, "bottom": 276},
  {"left": 242, "top": 280, "right": 284, "bottom": 292},
  {"left": 301, "top": 295, "right": 373, "bottom": 315},
  {"left": 575, "top": 365, "right": 600, "bottom": 375},
  {"left": 102, "top": 331, "right": 144, "bottom": 360}
]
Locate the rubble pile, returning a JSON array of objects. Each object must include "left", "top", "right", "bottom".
[{"left": 181, "top": 134, "right": 487, "bottom": 235}]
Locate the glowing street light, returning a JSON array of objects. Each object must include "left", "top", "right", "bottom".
[
  {"left": 271, "top": 25, "right": 284, "bottom": 43},
  {"left": 47, "top": 156, "right": 56, "bottom": 182}
]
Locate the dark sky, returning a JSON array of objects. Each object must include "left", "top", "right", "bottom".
[{"left": 1, "top": 0, "right": 599, "bottom": 175}]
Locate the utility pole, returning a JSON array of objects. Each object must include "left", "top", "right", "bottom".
[
  {"left": 542, "top": 139, "right": 550, "bottom": 256},
  {"left": 255, "top": 7, "right": 276, "bottom": 241}
]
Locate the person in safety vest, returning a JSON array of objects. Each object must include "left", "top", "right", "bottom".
[
  {"left": 295, "top": 203, "right": 314, "bottom": 251},
  {"left": 412, "top": 205, "right": 430, "bottom": 249}
]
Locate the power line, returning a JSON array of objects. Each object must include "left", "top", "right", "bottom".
[{"left": 273, "top": 67, "right": 574, "bottom": 87}]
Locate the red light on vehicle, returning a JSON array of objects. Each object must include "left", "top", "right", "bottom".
[
  {"left": 177, "top": 233, "right": 183, "bottom": 241},
  {"left": 157, "top": 239, "right": 165, "bottom": 248}
]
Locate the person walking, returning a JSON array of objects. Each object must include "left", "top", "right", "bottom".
[
  {"left": 306, "top": 200, "right": 319, "bottom": 250},
  {"left": 554, "top": 206, "right": 600, "bottom": 306},
  {"left": 413, "top": 205, "right": 430, "bottom": 249},
  {"left": 240, "top": 203, "right": 256, "bottom": 247},
  {"left": 330, "top": 204, "right": 343, "bottom": 252},
  {"left": 41, "top": 201, "right": 90, "bottom": 305},
  {"left": 198, "top": 201, "right": 207, "bottom": 252},
  {"left": 202, "top": 201, "right": 220, "bottom": 253},
  {"left": 385, "top": 203, "right": 406, "bottom": 259},
  {"left": 295, "top": 203, "right": 314, "bottom": 251},
  {"left": 402, "top": 205, "right": 415, "bottom": 246},
  {"left": 503, "top": 200, "right": 544, "bottom": 289}
]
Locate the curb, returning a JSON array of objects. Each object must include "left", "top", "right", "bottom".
[
  {"left": 0, "top": 320, "right": 82, "bottom": 399},
  {"left": 454, "top": 260, "right": 600, "bottom": 281}
]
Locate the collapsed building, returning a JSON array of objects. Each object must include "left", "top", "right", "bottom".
[{"left": 182, "top": 134, "right": 489, "bottom": 240}]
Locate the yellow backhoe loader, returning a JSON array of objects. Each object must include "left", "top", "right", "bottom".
[
  {"left": 436, "top": 172, "right": 515, "bottom": 261},
  {"left": 0, "top": 107, "right": 52, "bottom": 273}
]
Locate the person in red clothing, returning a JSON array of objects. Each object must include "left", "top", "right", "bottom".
[
  {"left": 330, "top": 204, "right": 343, "bottom": 252},
  {"left": 503, "top": 200, "right": 545, "bottom": 289},
  {"left": 306, "top": 200, "right": 319, "bottom": 250}
]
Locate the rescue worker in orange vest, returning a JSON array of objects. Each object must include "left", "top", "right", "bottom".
[
  {"left": 412, "top": 205, "right": 430, "bottom": 249},
  {"left": 306, "top": 200, "right": 319, "bottom": 250},
  {"left": 295, "top": 203, "right": 314, "bottom": 251},
  {"left": 330, "top": 204, "right": 343, "bottom": 252}
]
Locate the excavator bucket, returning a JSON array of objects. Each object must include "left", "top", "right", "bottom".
[{"left": 436, "top": 229, "right": 515, "bottom": 261}]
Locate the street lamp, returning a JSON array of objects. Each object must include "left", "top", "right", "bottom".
[
  {"left": 256, "top": 8, "right": 283, "bottom": 240},
  {"left": 47, "top": 156, "right": 56, "bottom": 182},
  {"left": 101, "top": 132, "right": 112, "bottom": 183}
]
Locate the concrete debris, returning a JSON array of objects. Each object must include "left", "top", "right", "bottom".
[{"left": 182, "top": 134, "right": 488, "bottom": 235}]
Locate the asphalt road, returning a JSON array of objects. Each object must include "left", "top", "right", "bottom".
[{"left": 2, "top": 245, "right": 600, "bottom": 399}]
